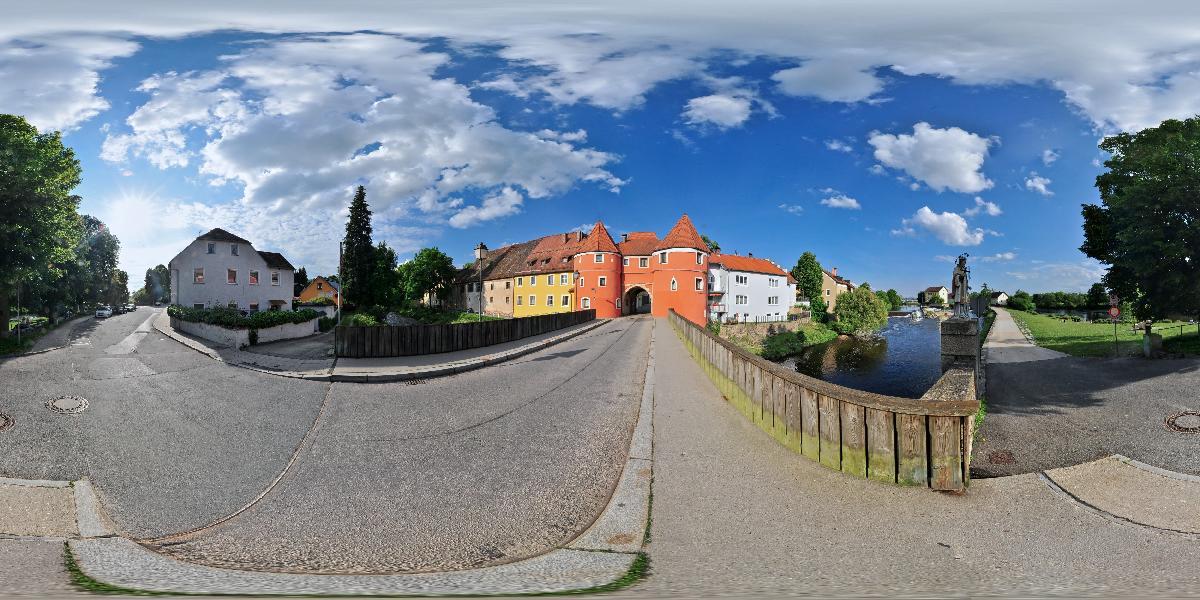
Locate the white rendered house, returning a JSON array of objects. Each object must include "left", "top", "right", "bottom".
[
  {"left": 707, "top": 254, "right": 797, "bottom": 323},
  {"left": 168, "top": 228, "right": 295, "bottom": 312}
]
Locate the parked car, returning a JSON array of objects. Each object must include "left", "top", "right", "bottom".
[
  {"left": 95, "top": 306, "right": 113, "bottom": 318},
  {"left": 154, "top": 301, "right": 161, "bottom": 307},
  {"left": 126, "top": 304, "right": 137, "bottom": 312}
]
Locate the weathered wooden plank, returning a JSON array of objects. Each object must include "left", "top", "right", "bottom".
[
  {"left": 929, "top": 416, "right": 964, "bottom": 491},
  {"left": 818, "top": 394, "right": 841, "bottom": 470},
  {"left": 800, "top": 387, "right": 820, "bottom": 462},
  {"left": 770, "top": 372, "right": 787, "bottom": 441},
  {"left": 782, "top": 379, "right": 802, "bottom": 453},
  {"left": 840, "top": 402, "right": 867, "bottom": 478},
  {"left": 896, "top": 414, "right": 927, "bottom": 486},
  {"left": 866, "top": 408, "right": 897, "bottom": 483},
  {"left": 963, "top": 414, "right": 974, "bottom": 487}
]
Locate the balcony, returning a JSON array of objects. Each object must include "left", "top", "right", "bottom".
[{"left": 709, "top": 304, "right": 726, "bottom": 313}]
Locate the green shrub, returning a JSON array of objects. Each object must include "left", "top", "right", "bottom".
[
  {"left": 248, "top": 329, "right": 259, "bottom": 345},
  {"left": 706, "top": 320, "right": 721, "bottom": 335},
  {"left": 318, "top": 316, "right": 336, "bottom": 332},
  {"left": 299, "top": 296, "right": 336, "bottom": 306},
  {"left": 761, "top": 330, "right": 807, "bottom": 361},
  {"left": 342, "top": 313, "right": 379, "bottom": 327},
  {"left": 831, "top": 286, "right": 888, "bottom": 335},
  {"left": 167, "top": 305, "right": 320, "bottom": 329}
]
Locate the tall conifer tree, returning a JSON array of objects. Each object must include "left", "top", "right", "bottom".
[{"left": 342, "top": 185, "right": 376, "bottom": 307}]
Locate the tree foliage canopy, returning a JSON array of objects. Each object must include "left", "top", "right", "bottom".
[
  {"left": 1081, "top": 116, "right": 1200, "bottom": 321},
  {"left": 832, "top": 284, "right": 889, "bottom": 335},
  {"left": 790, "top": 252, "right": 824, "bottom": 301},
  {"left": 341, "top": 185, "right": 375, "bottom": 306},
  {"left": 397, "top": 247, "right": 457, "bottom": 306}
]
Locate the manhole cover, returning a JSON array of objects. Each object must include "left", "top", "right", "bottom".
[
  {"left": 1165, "top": 411, "right": 1200, "bottom": 433},
  {"left": 0, "top": 413, "right": 12, "bottom": 432},
  {"left": 47, "top": 395, "right": 89, "bottom": 414}
]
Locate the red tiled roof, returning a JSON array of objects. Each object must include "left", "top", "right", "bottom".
[
  {"left": 617, "top": 232, "right": 660, "bottom": 256},
  {"left": 577, "top": 221, "right": 619, "bottom": 253},
  {"left": 711, "top": 254, "right": 789, "bottom": 277},
  {"left": 516, "top": 232, "right": 584, "bottom": 275},
  {"left": 656, "top": 214, "right": 710, "bottom": 252}
]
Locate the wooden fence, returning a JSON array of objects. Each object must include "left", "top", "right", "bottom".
[
  {"left": 335, "top": 310, "right": 596, "bottom": 357},
  {"left": 669, "top": 309, "right": 979, "bottom": 491}
]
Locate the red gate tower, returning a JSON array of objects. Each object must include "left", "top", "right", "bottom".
[
  {"left": 574, "top": 221, "right": 623, "bottom": 318},
  {"left": 650, "top": 214, "right": 710, "bottom": 324}
]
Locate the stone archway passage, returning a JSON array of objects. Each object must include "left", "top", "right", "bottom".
[{"left": 623, "top": 287, "right": 651, "bottom": 315}]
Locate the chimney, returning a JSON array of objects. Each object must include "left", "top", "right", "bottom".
[
  {"left": 748, "top": 252, "right": 754, "bottom": 258},
  {"left": 564, "top": 233, "right": 570, "bottom": 243},
  {"left": 832, "top": 267, "right": 838, "bottom": 277},
  {"left": 622, "top": 233, "right": 629, "bottom": 242}
]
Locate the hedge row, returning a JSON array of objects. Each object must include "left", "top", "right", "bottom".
[{"left": 167, "top": 305, "right": 320, "bottom": 329}]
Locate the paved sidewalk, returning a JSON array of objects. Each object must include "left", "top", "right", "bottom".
[
  {"left": 974, "top": 307, "right": 1200, "bottom": 477},
  {"left": 621, "top": 318, "right": 1200, "bottom": 598},
  {"left": 25, "top": 315, "right": 94, "bottom": 354},
  {"left": 154, "top": 312, "right": 607, "bottom": 382}
]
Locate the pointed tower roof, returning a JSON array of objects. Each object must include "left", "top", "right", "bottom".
[
  {"left": 577, "top": 221, "right": 619, "bottom": 253},
  {"left": 656, "top": 214, "right": 710, "bottom": 252}
]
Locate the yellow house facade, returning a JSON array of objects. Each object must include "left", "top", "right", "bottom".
[{"left": 513, "top": 271, "right": 576, "bottom": 317}]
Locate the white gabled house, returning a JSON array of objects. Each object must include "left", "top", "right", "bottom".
[
  {"left": 707, "top": 253, "right": 797, "bottom": 323},
  {"left": 168, "top": 228, "right": 296, "bottom": 312}
]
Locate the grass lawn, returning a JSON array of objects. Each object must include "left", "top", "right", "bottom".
[
  {"left": 724, "top": 320, "right": 838, "bottom": 357},
  {"left": 1008, "top": 310, "right": 1200, "bottom": 357}
]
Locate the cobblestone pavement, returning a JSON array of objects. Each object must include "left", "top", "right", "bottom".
[
  {"left": 151, "top": 317, "right": 651, "bottom": 573},
  {"left": 975, "top": 307, "right": 1200, "bottom": 477}
]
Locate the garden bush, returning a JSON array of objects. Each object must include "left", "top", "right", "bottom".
[
  {"left": 342, "top": 312, "right": 379, "bottom": 327},
  {"left": 318, "top": 316, "right": 336, "bottom": 332},
  {"left": 168, "top": 305, "right": 320, "bottom": 329},
  {"left": 761, "top": 330, "right": 807, "bottom": 361}
]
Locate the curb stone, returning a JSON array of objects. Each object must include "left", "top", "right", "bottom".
[{"left": 66, "top": 318, "right": 654, "bottom": 596}]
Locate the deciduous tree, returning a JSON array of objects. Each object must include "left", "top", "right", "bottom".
[
  {"left": 832, "top": 284, "right": 888, "bottom": 335},
  {"left": 790, "top": 252, "right": 824, "bottom": 302},
  {"left": 397, "top": 247, "right": 457, "bottom": 306}
]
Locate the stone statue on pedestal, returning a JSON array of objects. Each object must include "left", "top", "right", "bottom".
[{"left": 951, "top": 254, "right": 970, "bottom": 318}]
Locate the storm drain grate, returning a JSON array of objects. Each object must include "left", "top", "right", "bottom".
[
  {"left": 47, "top": 395, "right": 89, "bottom": 415},
  {"left": 1165, "top": 411, "right": 1200, "bottom": 433},
  {"left": 0, "top": 412, "right": 12, "bottom": 432},
  {"left": 404, "top": 378, "right": 428, "bottom": 386}
]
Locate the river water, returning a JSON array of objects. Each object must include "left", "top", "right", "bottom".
[{"left": 779, "top": 316, "right": 943, "bottom": 399}]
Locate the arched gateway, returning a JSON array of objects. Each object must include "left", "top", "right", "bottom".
[{"left": 624, "top": 286, "right": 651, "bottom": 315}]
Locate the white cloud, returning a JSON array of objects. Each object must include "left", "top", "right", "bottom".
[
  {"left": 820, "top": 194, "right": 861, "bottom": 209},
  {"left": 978, "top": 251, "right": 1016, "bottom": 262},
  {"left": 682, "top": 93, "right": 753, "bottom": 129},
  {"left": 100, "top": 33, "right": 624, "bottom": 240},
  {"left": 868, "top": 164, "right": 886, "bottom": 175},
  {"left": 895, "top": 206, "right": 985, "bottom": 246},
  {"left": 1042, "top": 148, "right": 1059, "bottom": 165},
  {"left": 1003, "top": 260, "right": 1106, "bottom": 291},
  {"left": 0, "top": 36, "right": 138, "bottom": 131},
  {"left": 772, "top": 58, "right": 882, "bottom": 103},
  {"left": 825, "top": 138, "right": 853, "bottom": 153},
  {"left": 1025, "top": 172, "right": 1053, "bottom": 196},
  {"left": 778, "top": 203, "right": 804, "bottom": 216},
  {"left": 963, "top": 196, "right": 1002, "bottom": 217},
  {"left": 869, "top": 122, "right": 994, "bottom": 193},
  {"left": 449, "top": 187, "right": 524, "bottom": 228}
]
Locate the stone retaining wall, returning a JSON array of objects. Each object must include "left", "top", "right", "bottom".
[
  {"left": 170, "top": 316, "right": 320, "bottom": 348},
  {"left": 669, "top": 309, "right": 979, "bottom": 491}
]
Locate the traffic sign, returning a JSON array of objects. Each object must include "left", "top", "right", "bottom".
[{"left": 1108, "top": 306, "right": 1121, "bottom": 319}]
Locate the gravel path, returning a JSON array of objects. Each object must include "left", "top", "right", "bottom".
[{"left": 974, "top": 308, "right": 1200, "bottom": 477}]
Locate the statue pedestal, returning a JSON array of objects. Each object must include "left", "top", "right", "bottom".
[{"left": 941, "top": 317, "right": 981, "bottom": 399}]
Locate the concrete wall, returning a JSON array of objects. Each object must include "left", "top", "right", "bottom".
[
  {"left": 171, "top": 316, "right": 319, "bottom": 347},
  {"left": 169, "top": 238, "right": 294, "bottom": 311}
]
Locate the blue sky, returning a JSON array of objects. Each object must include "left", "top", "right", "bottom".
[{"left": 4, "top": 2, "right": 1196, "bottom": 296}]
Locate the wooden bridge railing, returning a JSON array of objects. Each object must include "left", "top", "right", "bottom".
[
  {"left": 336, "top": 310, "right": 596, "bottom": 358},
  {"left": 668, "top": 309, "right": 978, "bottom": 491}
]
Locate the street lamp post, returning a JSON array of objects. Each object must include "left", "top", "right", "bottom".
[
  {"left": 474, "top": 242, "right": 488, "bottom": 322},
  {"left": 337, "top": 241, "right": 343, "bottom": 326}
]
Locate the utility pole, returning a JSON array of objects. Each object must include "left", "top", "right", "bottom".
[{"left": 337, "top": 241, "right": 343, "bottom": 325}]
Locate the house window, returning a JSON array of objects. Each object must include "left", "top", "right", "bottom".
[
  {"left": 579, "top": 277, "right": 584, "bottom": 287},
  {"left": 735, "top": 274, "right": 748, "bottom": 285},
  {"left": 594, "top": 254, "right": 604, "bottom": 263},
  {"left": 560, "top": 273, "right": 568, "bottom": 284},
  {"left": 639, "top": 257, "right": 648, "bottom": 268},
  {"left": 768, "top": 296, "right": 779, "bottom": 305},
  {"left": 227, "top": 269, "right": 237, "bottom": 284},
  {"left": 193, "top": 303, "right": 204, "bottom": 309},
  {"left": 489, "top": 282, "right": 494, "bottom": 290},
  {"left": 695, "top": 277, "right": 703, "bottom": 291},
  {"left": 228, "top": 302, "right": 238, "bottom": 309},
  {"left": 826, "top": 289, "right": 831, "bottom": 296},
  {"left": 505, "top": 281, "right": 511, "bottom": 289},
  {"left": 582, "top": 297, "right": 591, "bottom": 309},
  {"left": 736, "top": 295, "right": 748, "bottom": 305},
  {"left": 517, "top": 277, "right": 523, "bottom": 287},
  {"left": 659, "top": 252, "right": 668, "bottom": 264},
  {"left": 547, "top": 275, "right": 554, "bottom": 285},
  {"left": 623, "top": 257, "right": 629, "bottom": 266},
  {"left": 529, "top": 295, "right": 536, "bottom": 305},
  {"left": 317, "top": 282, "right": 323, "bottom": 290},
  {"left": 506, "top": 297, "right": 510, "bottom": 304},
  {"left": 696, "top": 252, "right": 703, "bottom": 265},
  {"left": 547, "top": 295, "right": 554, "bottom": 306},
  {"left": 562, "top": 295, "right": 569, "bottom": 306},
  {"left": 249, "top": 270, "right": 259, "bottom": 285},
  {"left": 517, "top": 296, "right": 523, "bottom": 305},
  {"left": 616, "top": 298, "right": 622, "bottom": 309},
  {"left": 271, "top": 271, "right": 279, "bottom": 286},
  {"left": 249, "top": 303, "right": 259, "bottom": 313},
  {"left": 489, "top": 296, "right": 494, "bottom": 304},
  {"left": 231, "top": 244, "right": 239, "bottom": 256},
  {"left": 206, "top": 242, "right": 215, "bottom": 254},
  {"left": 708, "top": 274, "right": 715, "bottom": 287},
  {"left": 670, "top": 278, "right": 678, "bottom": 291},
  {"left": 598, "top": 276, "right": 607, "bottom": 287},
  {"left": 193, "top": 268, "right": 205, "bottom": 284}
]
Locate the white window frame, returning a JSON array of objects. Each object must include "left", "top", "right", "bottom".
[
  {"left": 582, "top": 297, "right": 591, "bottom": 309},
  {"left": 517, "top": 277, "right": 524, "bottom": 287},
  {"left": 659, "top": 252, "right": 668, "bottom": 264},
  {"left": 695, "top": 277, "right": 703, "bottom": 291},
  {"left": 736, "top": 274, "right": 748, "bottom": 286},
  {"left": 193, "top": 268, "right": 205, "bottom": 284},
  {"left": 623, "top": 257, "right": 629, "bottom": 266},
  {"left": 639, "top": 257, "right": 649, "bottom": 268},
  {"left": 696, "top": 252, "right": 703, "bottom": 265},
  {"left": 594, "top": 254, "right": 604, "bottom": 263},
  {"left": 231, "top": 243, "right": 239, "bottom": 256},
  {"left": 529, "top": 295, "right": 536, "bottom": 306},
  {"left": 670, "top": 277, "right": 677, "bottom": 291},
  {"left": 271, "top": 271, "right": 280, "bottom": 286},
  {"left": 598, "top": 276, "right": 607, "bottom": 287},
  {"left": 547, "top": 275, "right": 554, "bottom": 285},
  {"left": 561, "top": 295, "right": 569, "bottom": 306},
  {"left": 547, "top": 295, "right": 555, "bottom": 306},
  {"left": 560, "top": 273, "right": 568, "bottom": 284},
  {"left": 516, "top": 296, "right": 523, "bottom": 305},
  {"left": 206, "top": 242, "right": 215, "bottom": 254},
  {"left": 768, "top": 296, "right": 779, "bottom": 305},
  {"left": 249, "top": 270, "right": 260, "bottom": 285},
  {"left": 227, "top": 269, "right": 237, "bottom": 285}
]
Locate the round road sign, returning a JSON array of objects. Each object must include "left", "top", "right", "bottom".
[{"left": 1108, "top": 306, "right": 1121, "bottom": 319}]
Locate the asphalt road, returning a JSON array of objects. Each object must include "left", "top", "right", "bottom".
[
  {"left": 0, "top": 308, "right": 650, "bottom": 574},
  {"left": 154, "top": 318, "right": 650, "bottom": 573},
  {"left": 974, "top": 308, "right": 1200, "bottom": 477}
]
